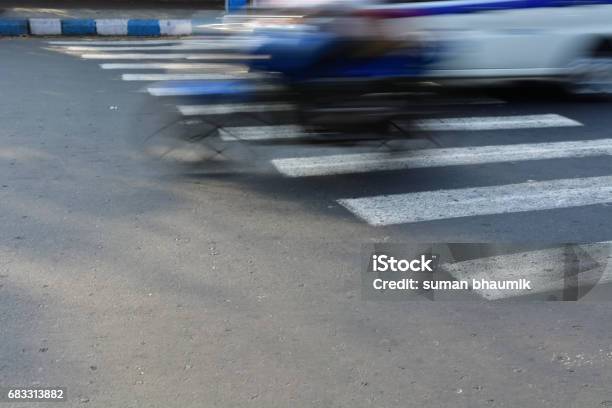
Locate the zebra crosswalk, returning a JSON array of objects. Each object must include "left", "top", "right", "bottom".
[{"left": 47, "top": 38, "right": 612, "bottom": 232}]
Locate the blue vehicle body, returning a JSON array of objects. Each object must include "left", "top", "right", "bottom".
[
  {"left": 155, "top": 29, "right": 431, "bottom": 100},
  {"left": 249, "top": 30, "right": 429, "bottom": 80}
]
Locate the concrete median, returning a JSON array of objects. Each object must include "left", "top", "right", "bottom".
[{"left": 0, "top": 17, "right": 197, "bottom": 36}]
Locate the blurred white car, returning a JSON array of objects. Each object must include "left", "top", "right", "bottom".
[{"left": 360, "top": 0, "right": 612, "bottom": 93}]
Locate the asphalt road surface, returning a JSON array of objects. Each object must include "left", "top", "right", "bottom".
[{"left": 1, "top": 37, "right": 611, "bottom": 407}]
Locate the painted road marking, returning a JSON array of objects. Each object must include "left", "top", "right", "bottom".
[
  {"left": 413, "top": 113, "right": 581, "bottom": 131},
  {"left": 338, "top": 175, "right": 612, "bottom": 226},
  {"left": 48, "top": 39, "right": 182, "bottom": 45},
  {"left": 100, "top": 62, "right": 248, "bottom": 71},
  {"left": 272, "top": 138, "right": 612, "bottom": 177},
  {"left": 219, "top": 125, "right": 313, "bottom": 141},
  {"left": 220, "top": 114, "right": 580, "bottom": 142},
  {"left": 56, "top": 42, "right": 254, "bottom": 52},
  {"left": 79, "top": 53, "right": 260, "bottom": 60},
  {"left": 178, "top": 103, "right": 294, "bottom": 115},
  {"left": 122, "top": 73, "right": 257, "bottom": 81}
]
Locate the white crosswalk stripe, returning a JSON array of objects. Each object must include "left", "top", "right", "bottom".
[
  {"left": 338, "top": 175, "right": 612, "bottom": 226},
  {"left": 122, "top": 73, "right": 257, "bottom": 81},
  {"left": 219, "top": 114, "right": 580, "bottom": 141},
  {"left": 272, "top": 138, "right": 612, "bottom": 177},
  {"left": 48, "top": 37, "right": 251, "bottom": 46},
  {"left": 79, "top": 53, "right": 259, "bottom": 60},
  {"left": 55, "top": 42, "right": 253, "bottom": 52},
  {"left": 413, "top": 113, "right": 581, "bottom": 131},
  {"left": 178, "top": 103, "right": 295, "bottom": 115},
  {"left": 48, "top": 39, "right": 185, "bottom": 45},
  {"left": 219, "top": 125, "right": 313, "bottom": 141},
  {"left": 100, "top": 62, "right": 248, "bottom": 71}
]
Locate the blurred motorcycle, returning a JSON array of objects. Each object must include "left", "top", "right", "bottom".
[
  {"left": 248, "top": 18, "right": 429, "bottom": 132},
  {"left": 141, "top": 6, "right": 434, "bottom": 163}
]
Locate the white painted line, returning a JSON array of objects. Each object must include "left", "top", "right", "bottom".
[
  {"left": 48, "top": 39, "right": 183, "bottom": 45},
  {"left": 159, "top": 19, "right": 192, "bottom": 36},
  {"left": 95, "top": 19, "right": 128, "bottom": 36},
  {"left": 414, "top": 114, "right": 582, "bottom": 131},
  {"left": 58, "top": 43, "right": 249, "bottom": 52},
  {"left": 178, "top": 103, "right": 294, "bottom": 115},
  {"left": 219, "top": 125, "right": 310, "bottom": 141},
  {"left": 219, "top": 114, "right": 579, "bottom": 142},
  {"left": 29, "top": 18, "right": 62, "bottom": 35},
  {"left": 444, "top": 243, "right": 612, "bottom": 300},
  {"left": 48, "top": 37, "right": 251, "bottom": 45},
  {"left": 272, "top": 138, "right": 612, "bottom": 177},
  {"left": 338, "top": 175, "right": 612, "bottom": 226},
  {"left": 80, "top": 53, "right": 259, "bottom": 60},
  {"left": 100, "top": 62, "right": 248, "bottom": 71},
  {"left": 121, "top": 73, "right": 255, "bottom": 81}
]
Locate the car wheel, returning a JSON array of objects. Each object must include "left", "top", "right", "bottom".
[{"left": 568, "top": 45, "right": 612, "bottom": 96}]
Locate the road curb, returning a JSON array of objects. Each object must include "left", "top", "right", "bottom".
[{"left": 0, "top": 18, "right": 194, "bottom": 36}]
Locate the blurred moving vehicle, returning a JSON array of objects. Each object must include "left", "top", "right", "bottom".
[
  {"left": 246, "top": 18, "right": 431, "bottom": 131},
  {"left": 152, "top": 11, "right": 432, "bottom": 137},
  {"left": 354, "top": 0, "right": 612, "bottom": 93},
  {"left": 254, "top": 0, "right": 612, "bottom": 93}
]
